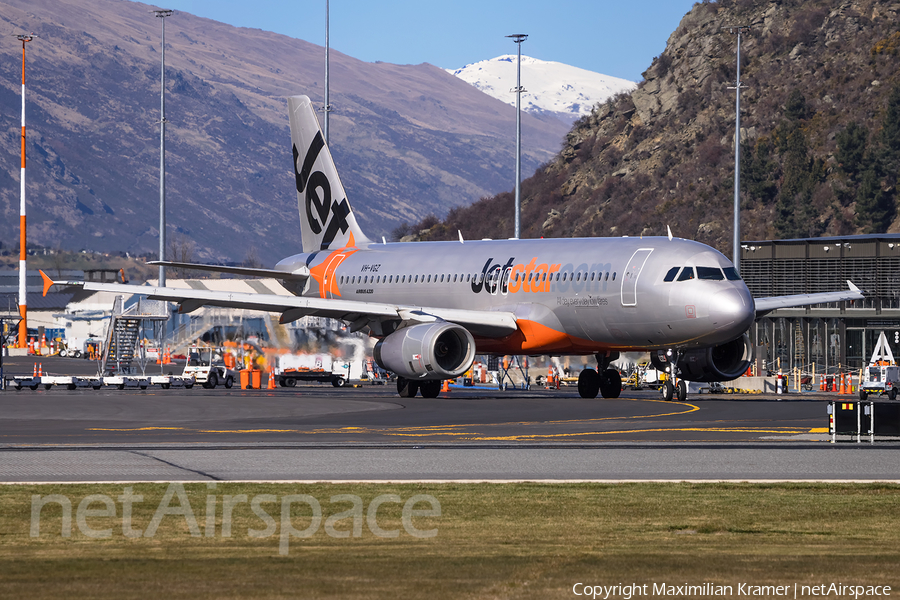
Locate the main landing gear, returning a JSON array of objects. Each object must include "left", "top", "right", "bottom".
[
  {"left": 577, "top": 352, "right": 622, "bottom": 399},
  {"left": 396, "top": 377, "right": 442, "bottom": 398}
]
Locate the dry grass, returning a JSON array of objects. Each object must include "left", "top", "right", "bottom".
[{"left": 1, "top": 482, "right": 898, "bottom": 599}]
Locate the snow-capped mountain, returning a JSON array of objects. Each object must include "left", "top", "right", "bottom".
[{"left": 447, "top": 55, "right": 636, "bottom": 124}]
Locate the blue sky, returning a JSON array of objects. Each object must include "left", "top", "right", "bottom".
[{"left": 149, "top": 0, "right": 699, "bottom": 81}]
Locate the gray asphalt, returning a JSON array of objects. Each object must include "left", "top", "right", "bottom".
[
  {"left": 2, "top": 354, "right": 899, "bottom": 482},
  {"left": 2, "top": 446, "right": 898, "bottom": 482}
]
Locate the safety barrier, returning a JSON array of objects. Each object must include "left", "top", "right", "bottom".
[{"left": 828, "top": 400, "right": 900, "bottom": 443}]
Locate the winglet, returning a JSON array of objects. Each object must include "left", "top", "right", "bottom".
[
  {"left": 667, "top": 225, "right": 673, "bottom": 241},
  {"left": 848, "top": 281, "right": 860, "bottom": 293},
  {"left": 39, "top": 270, "right": 54, "bottom": 297}
]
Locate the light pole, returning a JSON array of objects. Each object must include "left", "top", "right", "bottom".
[
  {"left": 507, "top": 34, "right": 527, "bottom": 240},
  {"left": 323, "top": 0, "right": 331, "bottom": 144},
  {"left": 152, "top": 9, "right": 173, "bottom": 286},
  {"left": 727, "top": 25, "right": 750, "bottom": 274},
  {"left": 15, "top": 33, "right": 36, "bottom": 349}
]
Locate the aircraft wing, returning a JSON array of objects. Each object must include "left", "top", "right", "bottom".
[
  {"left": 147, "top": 261, "right": 309, "bottom": 281},
  {"left": 754, "top": 281, "right": 863, "bottom": 316},
  {"left": 40, "top": 271, "right": 517, "bottom": 338}
]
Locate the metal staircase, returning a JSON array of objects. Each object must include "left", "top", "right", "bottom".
[{"left": 101, "top": 296, "right": 169, "bottom": 375}]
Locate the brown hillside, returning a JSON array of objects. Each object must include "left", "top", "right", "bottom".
[{"left": 413, "top": 0, "right": 900, "bottom": 254}]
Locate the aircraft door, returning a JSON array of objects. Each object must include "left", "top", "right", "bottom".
[
  {"left": 620, "top": 248, "right": 653, "bottom": 307},
  {"left": 322, "top": 253, "right": 346, "bottom": 299},
  {"left": 500, "top": 267, "right": 512, "bottom": 296}
]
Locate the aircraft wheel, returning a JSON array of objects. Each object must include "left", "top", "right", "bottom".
[
  {"left": 577, "top": 368, "right": 600, "bottom": 399},
  {"left": 420, "top": 380, "right": 442, "bottom": 398},
  {"left": 676, "top": 379, "right": 687, "bottom": 402},
  {"left": 397, "top": 377, "right": 419, "bottom": 398},
  {"left": 599, "top": 369, "right": 622, "bottom": 399},
  {"left": 661, "top": 380, "right": 674, "bottom": 401}
]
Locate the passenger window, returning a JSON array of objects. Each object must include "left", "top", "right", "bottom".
[
  {"left": 697, "top": 267, "right": 724, "bottom": 280},
  {"left": 723, "top": 267, "right": 742, "bottom": 281},
  {"left": 677, "top": 267, "right": 695, "bottom": 281},
  {"left": 612, "top": 272, "right": 616, "bottom": 281},
  {"left": 663, "top": 267, "right": 680, "bottom": 282}
]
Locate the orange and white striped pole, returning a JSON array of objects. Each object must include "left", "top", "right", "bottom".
[{"left": 16, "top": 34, "right": 35, "bottom": 348}]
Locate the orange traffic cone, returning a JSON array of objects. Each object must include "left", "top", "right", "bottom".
[
  {"left": 38, "top": 363, "right": 43, "bottom": 377},
  {"left": 33, "top": 363, "right": 37, "bottom": 377},
  {"left": 441, "top": 380, "right": 450, "bottom": 393},
  {"left": 267, "top": 369, "right": 277, "bottom": 389},
  {"left": 838, "top": 373, "right": 846, "bottom": 394}
]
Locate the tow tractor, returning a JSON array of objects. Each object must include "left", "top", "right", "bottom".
[
  {"left": 859, "top": 331, "right": 900, "bottom": 400},
  {"left": 183, "top": 345, "right": 237, "bottom": 389}
]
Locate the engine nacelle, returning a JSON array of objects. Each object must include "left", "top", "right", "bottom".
[
  {"left": 373, "top": 322, "right": 476, "bottom": 380},
  {"left": 650, "top": 333, "right": 753, "bottom": 383}
]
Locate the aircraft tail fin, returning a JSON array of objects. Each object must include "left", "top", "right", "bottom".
[{"left": 288, "top": 95, "right": 371, "bottom": 253}]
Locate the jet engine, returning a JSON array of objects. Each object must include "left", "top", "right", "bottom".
[
  {"left": 651, "top": 333, "right": 753, "bottom": 383},
  {"left": 373, "top": 322, "right": 476, "bottom": 380}
]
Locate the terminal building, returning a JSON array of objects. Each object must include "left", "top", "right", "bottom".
[{"left": 740, "top": 233, "right": 900, "bottom": 374}]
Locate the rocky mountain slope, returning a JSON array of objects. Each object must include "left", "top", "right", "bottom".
[
  {"left": 0, "top": 0, "right": 569, "bottom": 264},
  {"left": 415, "top": 0, "right": 900, "bottom": 254},
  {"left": 447, "top": 55, "right": 636, "bottom": 125}
]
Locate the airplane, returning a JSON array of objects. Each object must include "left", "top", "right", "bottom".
[{"left": 41, "top": 95, "right": 864, "bottom": 401}]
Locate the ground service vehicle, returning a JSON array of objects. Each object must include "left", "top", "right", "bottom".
[
  {"left": 276, "top": 354, "right": 346, "bottom": 388},
  {"left": 183, "top": 346, "right": 237, "bottom": 389}
]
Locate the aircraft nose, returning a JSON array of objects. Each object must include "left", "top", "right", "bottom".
[{"left": 709, "top": 287, "right": 755, "bottom": 332}]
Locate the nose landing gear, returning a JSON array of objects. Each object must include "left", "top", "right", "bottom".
[{"left": 658, "top": 349, "right": 687, "bottom": 402}]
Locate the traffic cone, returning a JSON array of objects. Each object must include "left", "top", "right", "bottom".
[
  {"left": 38, "top": 363, "right": 43, "bottom": 377},
  {"left": 441, "top": 379, "right": 450, "bottom": 393},
  {"left": 33, "top": 363, "right": 37, "bottom": 377},
  {"left": 838, "top": 373, "right": 846, "bottom": 395},
  {"left": 267, "top": 369, "right": 277, "bottom": 389}
]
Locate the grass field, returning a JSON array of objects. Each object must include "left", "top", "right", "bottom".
[{"left": 1, "top": 482, "right": 898, "bottom": 599}]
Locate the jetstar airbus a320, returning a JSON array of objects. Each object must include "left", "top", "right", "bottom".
[{"left": 42, "top": 95, "right": 863, "bottom": 401}]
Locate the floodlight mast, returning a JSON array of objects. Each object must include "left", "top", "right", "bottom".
[
  {"left": 727, "top": 25, "right": 750, "bottom": 275},
  {"left": 323, "top": 0, "right": 331, "bottom": 144},
  {"left": 507, "top": 33, "right": 527, "bottom": 239},
  {"left": 152, "top": 9, "right": 173, "bottom": 287},
  {"left": 15, "top": 33, "right": 36, "bottom": 349}
]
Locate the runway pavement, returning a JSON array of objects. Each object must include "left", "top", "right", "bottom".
[{"left": 2, "top": 365, "right": 899, "bottom": 482}]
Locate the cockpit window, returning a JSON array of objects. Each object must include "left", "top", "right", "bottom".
[
  {"left": 696, "top": 266, "right": 724, "bottom": 280},
  {"left": 723, "top": 267, "right": 742, "bottom": 281},
  {"left": 663, "top": 267, "right": 680, "bottom": 282},
  {"left": 676, "top": 267, "right": 695, "bottom": 281}
]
